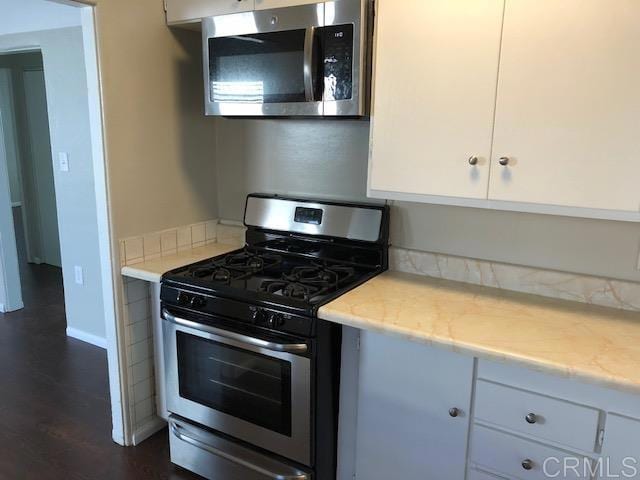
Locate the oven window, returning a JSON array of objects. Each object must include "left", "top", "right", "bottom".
[
  {"left": 209, "top": 30, "right": 309, "bottom": 104},
  {"left": 177, "top": 332, "right": 292, "bottom": 436}
]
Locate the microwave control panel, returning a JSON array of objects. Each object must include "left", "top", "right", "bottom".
[{"left": 322, "top": 24, "right": 354, "bottom": 101}]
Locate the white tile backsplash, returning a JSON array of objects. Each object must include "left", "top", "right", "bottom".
[
  {"left": 124, "top": 237, "right": 144, "bottom": 264},
  {"left": 160, "top": 230, "right": 177, "bottom": 255},
  {"left": 143, "top": 233, "right": 161, "bottom": 258},
  {"left": 177, "top": 227, "right": 191, "bottom": 250},
  {"left": 191, "top": 223, "right": 206, "bottom": 245}
]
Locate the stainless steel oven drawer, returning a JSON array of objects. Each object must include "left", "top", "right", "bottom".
[{"left": 169, "top": 416, "right": 310, "bottom": 480}]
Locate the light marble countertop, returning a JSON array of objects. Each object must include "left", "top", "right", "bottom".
[
  {"left": 121, "top": 243, "right": 240, "bottom": 283},
  {"left": 319, "top": 271, "right": 640, "bottom": 393}
]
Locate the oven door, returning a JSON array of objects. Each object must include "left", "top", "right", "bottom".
[{"left": 162, "top": 308, "right": 312, "bottom": 467}]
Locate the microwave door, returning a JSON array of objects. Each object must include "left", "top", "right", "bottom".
[{"left": 203, "top": 6, "right": 325, "bottom": 117}]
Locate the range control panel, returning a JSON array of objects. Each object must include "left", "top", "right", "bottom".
[{"left": 161, "top": 285, "right": 314, "bottom": 338}]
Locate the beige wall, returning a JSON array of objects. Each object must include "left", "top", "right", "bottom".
[
  {"left": 214, "top": 119, "right": 640, "bottom": 283},
  {"left": 94, "top": 0, "right": 218, "bottom": 240}
]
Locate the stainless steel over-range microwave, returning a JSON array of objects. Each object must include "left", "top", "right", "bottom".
[{"left": 202, "top": 0, "right": 371, "bottom": 117}]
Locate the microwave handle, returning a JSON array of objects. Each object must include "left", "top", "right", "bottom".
[{"left": 303, "top": 26, "right": 316, "bottom": 102}]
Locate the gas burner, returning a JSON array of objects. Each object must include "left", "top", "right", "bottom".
[
  {"left": 258, "top": 263, "right": 356, "bottom": 301},
  {"left": 224, "top": 252, "right": 282, "bottom": 271},
  {"left": 287, "top": 264, "right": 355, "bottom": 287},
  {"left": 184, "top": 250, "right": 283, "bottom": 284},
  {"left": 261, "top": 280, "right": 323, "bottom": 301}
]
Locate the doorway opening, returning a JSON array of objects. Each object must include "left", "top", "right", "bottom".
[{"left": 0, "top": 51, "right": 63, "bottom": 310}]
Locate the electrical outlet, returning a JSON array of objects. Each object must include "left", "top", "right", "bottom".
[
  {"left": 74, "top": 266, "right": 84, "bottom": 285},
  {"left": 58, "top": 152, "right": 69, "bottom": 172}
]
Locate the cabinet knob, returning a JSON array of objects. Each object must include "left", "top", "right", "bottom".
[
  {"left": 522, "top": 459, "right": 534, "bottom": 471},
  {"left": 499, "top": 156, "right": 510, "bottom": 166},
  {"left": 448, "top": 407, "right": 460, "bottom": 418},
  {"left": 525, "top": 413, "right": 538, "bottom": 424},
  {"left": 468, "top": 156, "right": 479, "bottom": 166}
]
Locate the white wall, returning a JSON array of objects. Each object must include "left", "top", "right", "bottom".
[
  {"left": 0, "top": 27, "right": 106, "bottom": 339},
  {"left": 0, "top": 67, "right": 22, "bottom": 204},
  {"left": 214, "top": 119, "right": 640, "bottom": 283},
  {"left": 0, "top": 0, "right": 80, "bottom": 36}
]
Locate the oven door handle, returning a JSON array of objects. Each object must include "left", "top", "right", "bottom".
[
  {"left": 170, "top": 420, "right": 309, "bottom": 480},
  {"left": 303, "top": 26, "right": 316, "bottom": 102},
  {"left": 162, "top": 309, "right": 309, "bottom": 354}
]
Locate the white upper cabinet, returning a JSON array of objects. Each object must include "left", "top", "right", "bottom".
[
  {"left": 368, "top": 0, "right": 505, "bottom": 200},
  {"left": 166, "top": 0, "right": 337, "bottom": 24},
  {"left": 165, "top": 0, "right": 254, "bottom": 25},
  {"left": 369, "top": 0, "right": 640, "bottom": 220},
  {"left": 489, "top": 0, "right": 640, "bottom": 212}
]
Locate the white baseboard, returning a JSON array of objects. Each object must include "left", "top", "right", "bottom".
[
  {"left": 132, "top": 416, "right": 166, "bottom": 446},
  {"left": 0, "top": 300, "right": 24, "bottom": 313},
  {"left": 66, "top": 327, "right": 107, "bottom": 349}
]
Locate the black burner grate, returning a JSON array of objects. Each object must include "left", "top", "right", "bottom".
[
  {"left": 259, "top": 263, "right": 356, "bottom": 301},
  {"left": 187, "top": 251, "right": 283, "bottom": 284}
]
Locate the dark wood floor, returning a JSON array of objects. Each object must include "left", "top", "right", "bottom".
[{"left": 0, "top": 210, "right": 200, "bottom": 479}]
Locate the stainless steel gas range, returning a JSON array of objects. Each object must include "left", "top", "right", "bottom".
[{"left": 160, "top": 194, "right": 389, "bottom": 480}]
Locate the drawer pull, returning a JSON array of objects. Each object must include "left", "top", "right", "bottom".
[
  {"left": 525, "top": 413, "right": 538, "bottom": 424},
  {"left": 449, "top": 407, "right": 461, "bottom": 418},
  {"left": 521, "top": 459, "right": 534, "bottom": 471}
]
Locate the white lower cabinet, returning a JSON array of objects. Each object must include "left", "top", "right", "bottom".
[
  {"left": 349, "top": 337, "right": 640, "bottom": 480},
  {"left": 600, "top": 414, "right": 640, "bottom": 479},
  {"left": 353, "top": 331, "right": 474, "bottom": 480},
  {"left": 468, "top": 469, "right": 508, "bottom": 480},
  {"left": 471, "top": 425, "right": 593, "bottom": 480},
  {"left": 474, "top": 379, "right": 600, "bottom": 452}
]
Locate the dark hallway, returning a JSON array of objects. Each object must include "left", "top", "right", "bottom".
[{"left": 0, "top": 209, "right": 196, "bottom": 479}]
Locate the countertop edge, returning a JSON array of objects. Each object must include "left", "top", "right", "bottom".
[
  {"left": 318, "top": 308, "right": 640, "bottom": 395},
  {"left": 121, "top": 266, "right": 162, "bottom": 284}
]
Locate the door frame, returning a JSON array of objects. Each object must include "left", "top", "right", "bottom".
[
  {"left": 0, "top": 107, "right": 24, "bottom": 312},
  {"left": 0, "top": 3, "right": 126, "bottom": 445}
]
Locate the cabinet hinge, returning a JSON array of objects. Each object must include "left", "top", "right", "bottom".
[
  {"left": 597, "top": 428, "right": 605, "bottom": 447},
  {"left": 356, "top": 335, "right": 361, "bottom": 350},
  {"left": 163, "top": 0, "right": 167, "bottom": 12}
]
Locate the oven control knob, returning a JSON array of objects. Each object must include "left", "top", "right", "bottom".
[
  {"left": 190, "top": 295, "right": 206, "bottom": 308},
  {"left": 267, "top": 312, "right": 285, "bottom": 328},
  {"left": 251, "top": 309, "right": 266, "bottom": 324},
  {"left": 177, "top": 292, "right": 191, "bottom": 306}
]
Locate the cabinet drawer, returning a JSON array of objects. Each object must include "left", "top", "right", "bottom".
[
  {"left": 468, "top": 469, "right": 508, "bottom": 480},
  {"left": 475, "top": 380, "right": 600, "bottom": 452},
  {"left": 471, "top": 425, "right": 594, "bottom": 480}
]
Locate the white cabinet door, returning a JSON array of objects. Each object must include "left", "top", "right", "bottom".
[
  {"left": 354, "top": 331, "right": 474, "bottom": 480},
  {"left": 489, "top": 0, "right": 640, "bottom": 212},
  {"left": 368, "top": 0, "right": 505, "bottom": 200},
  {"left": 166, "top": 0, "right": 255, "bottom": 24},
  {"left": 601, "top": 414, "right": 640, "bottom": 479}
]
